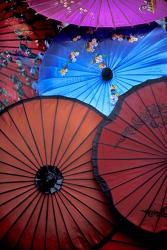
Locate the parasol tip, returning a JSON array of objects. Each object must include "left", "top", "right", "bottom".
[
  {"left": 102, "top": 67, "right": 113, "bottom": 81},
  {"left": 35, "top": 165, "right": 63, "bottom": 194}
]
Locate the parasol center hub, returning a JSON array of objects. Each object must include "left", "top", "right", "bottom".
[
  {"left": 35, "top": 166, "right": 63, "bottom": 194},
  {"left": 102, "top": 67, "right": 113, "bottom": 81}
]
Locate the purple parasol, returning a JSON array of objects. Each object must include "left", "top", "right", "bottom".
[{"left": 27, "top": 0, "right": 167, "bottom": 28}]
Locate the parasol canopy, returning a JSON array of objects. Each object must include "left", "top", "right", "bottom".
[
  {"left": 100, "top": 231, "right": 147, "bottom": 250},
  {"left": 93, "top": 77, "right": 167, "bottom": 234},
  {"left": 27, "top": 0, "right": 167, "bottom": 28},
  {"left": 0, "top": 96, "right": 114, "bottom": 250},
  {"left": 0, "top": 0, "right": 56, "bottom": 110},
  {"left": 37, "top": 26, "right": 167, "bottom": 115}
]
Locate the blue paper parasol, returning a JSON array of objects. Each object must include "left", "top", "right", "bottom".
[{"left": 37, "top": 26, "right": 167, "bottom": 116}]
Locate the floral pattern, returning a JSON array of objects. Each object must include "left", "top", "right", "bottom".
[
  {"left": 60, "top": 67, "right": 68, "bottom": 76},
  {"left": 93, "top": 54, "right": 107, "bottom": 69},
  {"left": 112, "top": 33, "right": 124, "bottom": 41},
  {"left": 60, "top": 28, "right": 141, "bottom": 77},
  {"left": 112, "top": 33, "right": 139, "bottom": 43},
  {"left": 60, "top": 51, "right": 79, "bottom": 76},
  {"left": 72, "top": 35, "right": 81, "bottom": 42},
  {"left": 127, "top": 35, "right": 138, "bottom": 43},
  {"left": 70, "top": 51, "right": 79, "bottom": 62},
  {"left": 79, "top": 7, "right": 88, "bottom": 14},
  {"left": 86, "top": 38, "right": 98, "bottom": 52},
  {"left": 0, "top": 1, "right": 56, "bottom": 110},
  {"left": 99, "top": 63, "right": 106, "bottom": 69},
  {"left": 110, "top": 85, "right": 119, "bottom": 105},
  {"left": 57, "top": 0, "right": 96, "bottom": 19},
  {"left": 94, "top": 54, "right": 103, "bottom": 64},
  {"left": 139, "top": 0, "right": 156, "bottom": 13},
  {"left": 0, "top": 98, "right": 9, "bottom": 111},
  {"left": 59, "top": 29, "right": 141, "bottom": 102},
  {"left": 0, "top": 46, "right": 44, "bottom": 100}
]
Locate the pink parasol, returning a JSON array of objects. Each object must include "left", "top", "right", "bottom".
[{"left": 27, "top": 0, "right": 167, "bottom": 28}]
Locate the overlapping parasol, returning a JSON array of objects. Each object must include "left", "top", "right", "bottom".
[
  {"left": 93, "top": 77, "right": 167, "bottom": 235},
  {"left": 37, "top": 26, "right": 167, "bottom": 115},
  {"left": 0, "top": 0, "right": 57, "bottom": 110},
  {"left": 0, "top": 96, "right": 115, "bottom": 250},
  {"left": 27, "top": 0, "right": 167, "bottom": 28},
  {"left": 100, "top": 231, "right": 147, "bottom": 250}
]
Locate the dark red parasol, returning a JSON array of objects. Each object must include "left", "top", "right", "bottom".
[
  {"left": 100, "top": 231, "right": 147, "bottom": 250},
  {"left": 93, "top": 77, "right": 167, "bottom": 234},
  {"left": 0, "top": 96, "right": 115, "bottom": 250},
  {"left": 0, "top": 0, "right": 57, "bottom": 110}
]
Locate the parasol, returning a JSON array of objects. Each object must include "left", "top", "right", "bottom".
[
  {"left": 0, "top": 96, "right": 114, "bottom": 250},
  {"left": 27, "top": 0, "right": 167, "bottom": 28},
  {"left": 100, "top": 231, "right": 147, "bottom": 250},
  {"left": 92, "top": 77, "right": 167, "bottom": 234},
  {"left": 37, "top": 26, "right": 167, "bottom": 115},
  {"left": 0, "top": 0, "right": 57, "bottom": 110}
]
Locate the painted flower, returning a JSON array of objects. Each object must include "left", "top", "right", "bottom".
[
  {"left": 72, "top": 35, "right": 81, "bottom": 42},
  {"left": 79, "top": 8, "right": 88, "bottom": 14},
  {"left": 128, "top": 36, "right": 138, "bottom": 43},
  {"left": 70, "top": 51, "right": 79, "bottom": 62},
  {"left": 110, "top": 85, "right": 116, "bottom": 91},
  {"left": 117, "top": 34, "right": 124, "bottom": 41},
  {"left": 94, "top": 55, "right": 103, "bottom": 64},
  {"left": 110, "top": 85, "right": 117, "bottom": 96},
  {"left": 70, "top": 54, "right": 76, "bottom": 62},
  {"left": 60, "top": 67, "right": 68, "bottom": 76},
  {"left": 112, "top": 34, "right": 117, "bottom": 40},
  {"left": 86, "top": 38, "right": 98, "bottom": 52},
  {"left": 110, "top": 84, "right": 119, "bottom": 104},
  {"left": 6, "top": 53, "right": 12, "bottom": 62},
  {"left": 99, "top": 63, "right": 106, "bottom": 69},
  {"left": 86, "top": 43, "right": 95, "bottom": 52},
  {"left": 16, "top": 59, "right": 23, "bottom": 67},
  {"left": 112, "top": 33, "right": 124, "bottom": 41},
  {"left": 74, "top": 51, "right": 79, "bottom": 56},
  {"left": 0, "top": 88, "right": 8, "bottom": 95},
  {"left": 139, "top": 0, "right": 155, "bottom": 13},
  {"left": 110, "top": 93, "right": 118, "bottom": 105}
]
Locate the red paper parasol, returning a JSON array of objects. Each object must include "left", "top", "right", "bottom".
[
  {"left": 93, "top": 77, "right": 167, "bottom": 234},
  {"left": 0, "top": 96, "right": 115, "bottom": 250},
  {"left": 0, "top": 0, "right": 57, "bottom": 110},
  {"left": 100, "top": 231, "right": 147, "bottom": 250}
]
